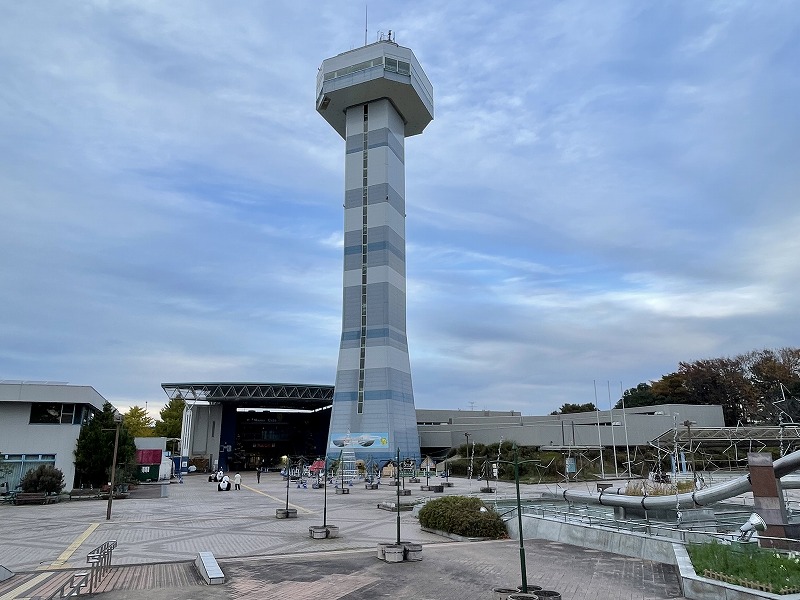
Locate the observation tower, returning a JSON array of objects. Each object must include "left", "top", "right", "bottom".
[{"left": 316, "top": 35, "right": 433, "bottom": 462}]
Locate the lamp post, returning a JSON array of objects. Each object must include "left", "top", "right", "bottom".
[
  {"left": 106, "top": 411, "right": 122, "bottom": 521},
  {"left": 322, "top": 456, "right": 328, "bottom": 527},
  {"left": 396, "top": 448, "right": 401, "bottom": 545},
  {"left": 494, "top": 443, "right": 543, "bottom": 594},
  {"left": 464, "top": 432, "right": 472, "bottom": 480},
  {"left": 683, "top": 419, "right": 697, "bottom": 487}
]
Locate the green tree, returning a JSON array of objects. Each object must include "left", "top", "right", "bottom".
[
  {"left": 153, "top": 397, "right": 186, "bottom": 439},
  {"left": 614, "top": 382, "right": 657, "bottom": 409},
  {"left": 74, "top": 402, "right": 136, "bottom": 488},
  {"left": 550, "top": 402, "right": 598, "bottom": 415},
  {"left": 123, "top": 405, "right": 154, "bottom": 438}
]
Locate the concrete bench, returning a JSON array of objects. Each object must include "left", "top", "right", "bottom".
[
  {"left": 194, "top": 551, "right": 224, "bottom": 585},
  {"left": 69, "top": 489, "right": 101, "bottom": 501}
]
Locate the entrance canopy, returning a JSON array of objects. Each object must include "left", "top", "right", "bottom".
[{"left": 161, "top": 382, "right": 334, "bottom": 411}]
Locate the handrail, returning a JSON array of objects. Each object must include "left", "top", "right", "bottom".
[
  {"left": 43, "top": 572, "right": 89, "bottom": 599},
  {"left": 86, "top": 540, "right": 117, "bottom": 594}
]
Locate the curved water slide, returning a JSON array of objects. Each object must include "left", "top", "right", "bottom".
[{"left": 556, "top": 448, "right": 800, "bottom": 511}]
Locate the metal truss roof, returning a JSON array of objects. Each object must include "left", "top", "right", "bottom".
[
  {"left": 161, "top": 382, "right": 334, "bottom": 411},
  {"left": 649, "top": 425, "right": 800, "bottom": 449}
]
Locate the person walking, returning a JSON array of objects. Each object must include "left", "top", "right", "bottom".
[
  {"left": 234, "top": 472, "right": 242, "bottom": 491},
  {"left": 256, "top": 468, "right": 261, "bottom": 483}
]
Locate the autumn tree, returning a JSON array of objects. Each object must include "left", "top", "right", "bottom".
[
  {"left": 678, "top": 357, "right": 759, "bottom": 426},
  {"left": 743, "top": 348, "right": 800, "bottom": 424},
  {"left": 123, "top": 405, "right": 154, "bottom": 438}
]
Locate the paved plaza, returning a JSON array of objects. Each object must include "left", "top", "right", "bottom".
[{"left": 0, "top": 472, "right": 685, "bottom": 599}]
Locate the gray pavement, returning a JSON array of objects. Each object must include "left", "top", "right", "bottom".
[{"left": 0, "top": 472, "right": 685, "bottom": 599}]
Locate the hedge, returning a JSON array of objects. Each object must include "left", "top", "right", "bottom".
[{"left": 418, "top": 495, "right": 507, "bottom": 539}]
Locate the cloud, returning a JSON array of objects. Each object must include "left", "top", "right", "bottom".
[{"left": 1, "top": 1, "right": 798, "bottom": 417}]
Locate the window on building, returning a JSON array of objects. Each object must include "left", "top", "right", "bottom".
[{"left": 30, "top": 403, "right": 79, "bottom": 424}]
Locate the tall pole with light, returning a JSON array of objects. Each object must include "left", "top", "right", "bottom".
[
  {"left": 493, "top": 443, "right": 543, "bottom": 594},
  {"left": 593, "top": 381, "right": 605, "bottom": 479},
  {"left": 683, "top": 419, "right": 697, "bottom": 488},
  {"left": 106, "top": 411, "right": 122, "bottom": 521},
  {"left": 395, "top": 448, "right": 401, "bottom": 545}
]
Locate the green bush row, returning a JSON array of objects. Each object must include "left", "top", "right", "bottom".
[{"left": 418, "top": 496, "right": 507, "bottom": 539}]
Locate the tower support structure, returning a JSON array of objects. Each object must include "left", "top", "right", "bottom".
[{"left": 317, "top": 39, "right": 433, "bottom": 462}]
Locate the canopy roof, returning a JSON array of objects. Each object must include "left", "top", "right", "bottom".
[{"left": 161, "top": 382, "right": 334, "bottom": 412}]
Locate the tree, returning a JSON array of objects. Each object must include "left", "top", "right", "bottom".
[
  {"left": 74, "top": 402, "right": 136, "bottom": 488},
  {"left": 550, "top": 402, "right": 597, "bottom": 415},
  {"left": 614, "top": 382, "right": 657, "bottom": 409},
  {"left": 743, "top": 348, "right": 800, "bottom": 424},
  {"left": 650, "top": 372, "right": 691, "bottom": 405},
  {"left": 153, "top": 397, "right": 186, "bottom": 439},
  {"left": 679, "top": 357, "right": 759, "bottom": 426},
  {"left": 20, "top": 464, "right": 64, "bottom": 494},
  {"left": 123, "top": 405, "right": 154, "bottom": 438}
]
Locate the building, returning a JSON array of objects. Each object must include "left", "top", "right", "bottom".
[
  {"left": 316, "top": 36, "right": 434, "bottom": 462},
  {"left": 415, "top": 404, "right": 726, "bottom": 456},
  {"left": 169, "top": 379, "right": 727, "bottom": 471},
  {"left": 162, "top": 382, "right": 334, "bottom": 472},
  {"left": 0, "top": 381, "right": 106, "bottom": 490}
]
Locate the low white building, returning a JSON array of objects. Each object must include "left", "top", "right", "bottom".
[{"left": 0, "top": 381, "right": 107, "bottom": 491}]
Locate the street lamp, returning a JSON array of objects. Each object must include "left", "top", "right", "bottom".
[
  {"left": 494, "top": 443, "right": 543, "bottom": 594},
  {"left": 106, "top": 411, "right": 122, "bottom": 521},
  {"left": 683, "top": 420, "right": 697, "bottom": 487},
  {"left": 464, "top": 433, "right": 472, "bottom": 479}
]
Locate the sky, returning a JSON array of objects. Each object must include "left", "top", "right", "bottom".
[{"left": 1, "top": 2, "right": 799, "bottom": 420}]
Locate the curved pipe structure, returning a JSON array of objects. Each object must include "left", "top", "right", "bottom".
[{"left": 557, "top": 448, "right": 800, "bottom": 511}]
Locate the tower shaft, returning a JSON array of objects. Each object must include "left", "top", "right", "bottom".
[{"left": 317, "top": 40, "right": 433, "bottom": 462}]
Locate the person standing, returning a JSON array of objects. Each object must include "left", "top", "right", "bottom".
[
  {"left": 256, "top": 468, "right": 261, "bottom": 484},
  {"left": 234, "top": 472, "right": 242, "bottom": 491}
]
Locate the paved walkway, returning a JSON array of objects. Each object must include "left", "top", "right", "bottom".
[{"left": 0, "top": 472, "right": 685, "bottom": 599}]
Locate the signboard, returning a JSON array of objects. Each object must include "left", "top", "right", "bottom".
[
  {"left": 329, "top": 432, "right": 388, "bottom": 449},
  {"left": 401, "top": 458, "right": 416, "bottom": 477}
]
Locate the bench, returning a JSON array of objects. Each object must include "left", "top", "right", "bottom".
[
  {"left": 15, "top": 492, "right": 48, "bottom": 505},
  {"left": 194, "top": 552, "right": 224, "bottom": 585},
  {"left": 70, "top": 489, "right": 101, "bottom": 501}
]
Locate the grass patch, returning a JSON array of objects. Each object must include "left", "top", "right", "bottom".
[
  {"left": 687, "top": 542, "right": 800, "bottom": 594},
  {"left": 624, "top": 479, "right": 695, "bottom": 496}
]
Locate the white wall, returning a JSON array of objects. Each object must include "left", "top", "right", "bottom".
[{"left": 0, "top": 401, "right": 82, "bottom": 490}]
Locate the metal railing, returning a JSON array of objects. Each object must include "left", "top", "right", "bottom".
[
  {"left": 86, "top": 540, "right": 117, "bottom": 594},
  {"left": 498, "top": 499, "right": 759, "bottom": 544},
  {"left": 39, "top": 540, "right": 117, "bottom": 599},
  {"left": 46, "top": 572, "right": 89, "bottom": 599}
]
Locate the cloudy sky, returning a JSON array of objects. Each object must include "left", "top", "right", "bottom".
[{"left": 1, "top": 2, "right": 798, "bottom": 419}]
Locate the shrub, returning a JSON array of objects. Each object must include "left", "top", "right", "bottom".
[
  {"left": 418, "top": 496, "right": 507, "bottom": 539},
  {"left": 20, "top": 465, "right": 65, "bottom": 494}
]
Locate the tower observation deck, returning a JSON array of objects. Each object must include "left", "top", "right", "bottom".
[{"left": 317, "top": 38, "right": 433, "bottom": 462}]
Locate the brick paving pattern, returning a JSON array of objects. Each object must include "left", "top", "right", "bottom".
[{"left": 0, "top": 472, "right": 685, "bottom": 599}]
